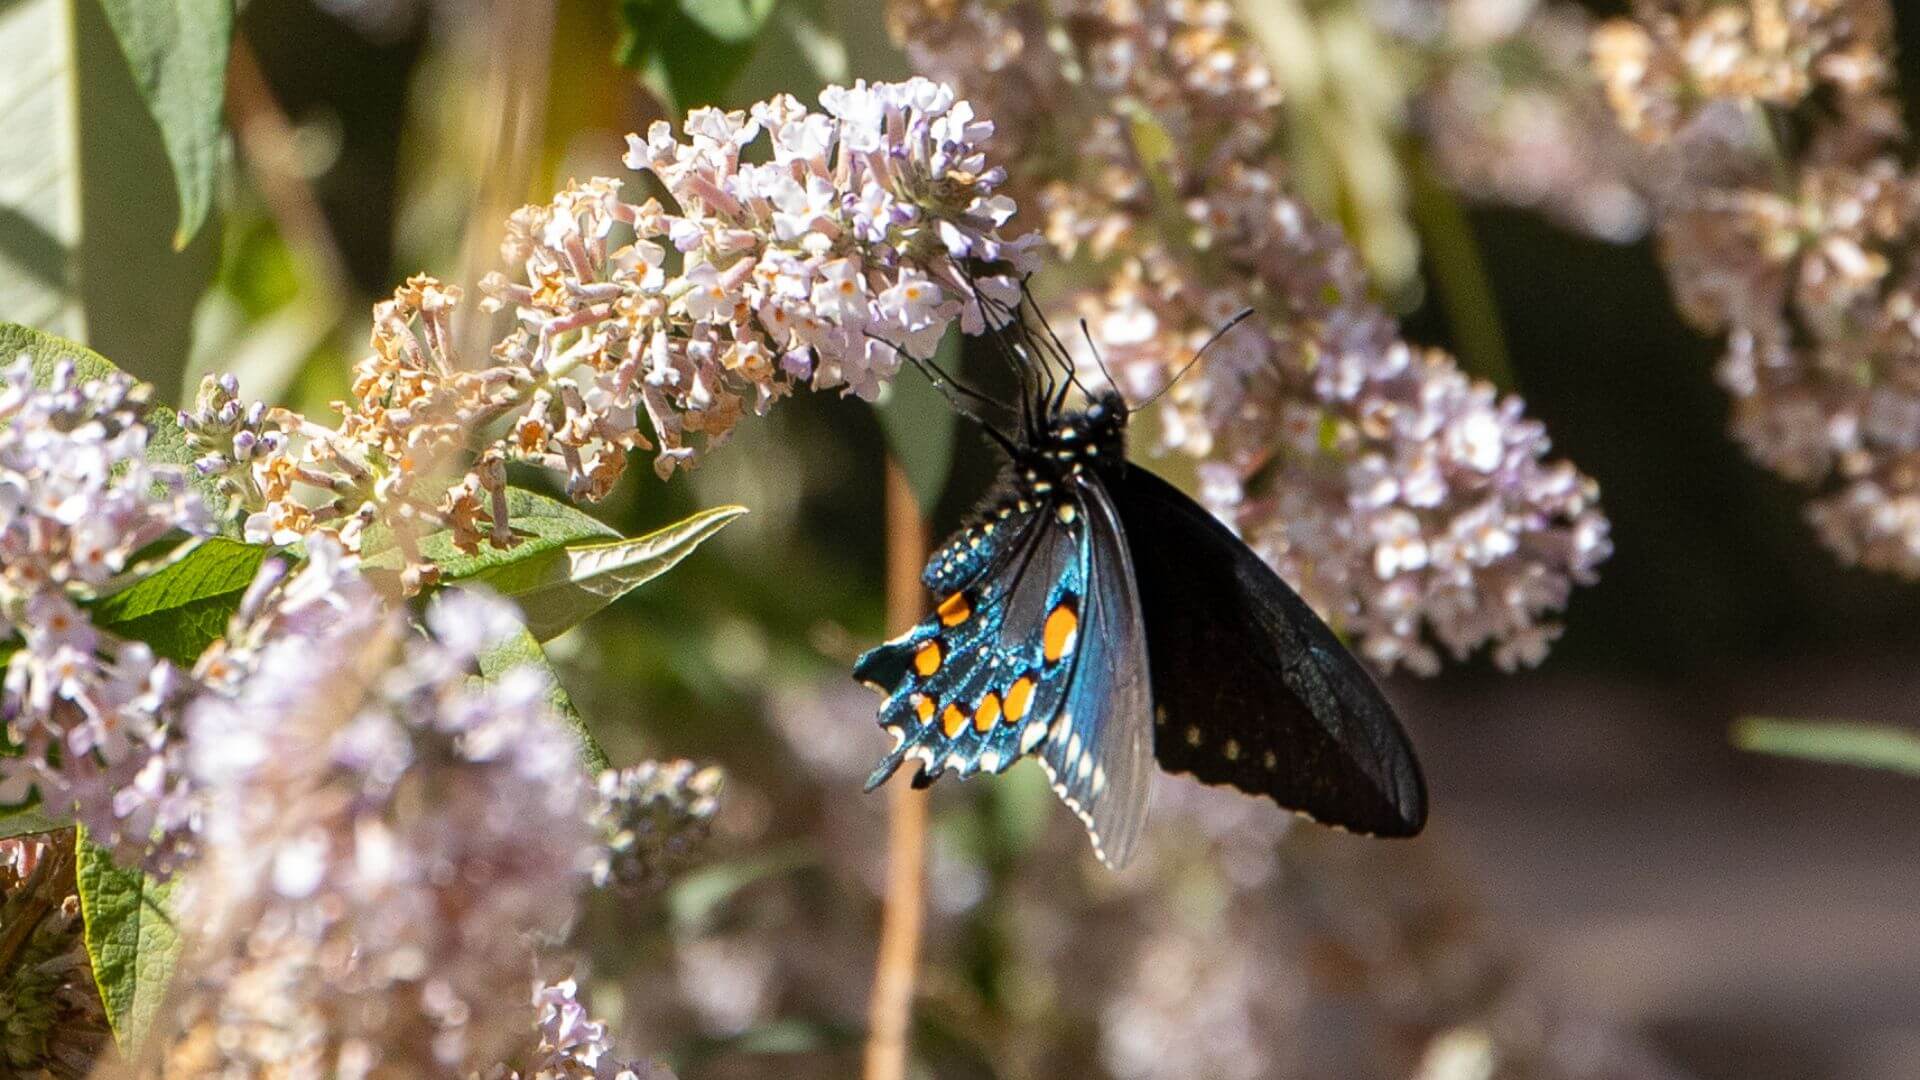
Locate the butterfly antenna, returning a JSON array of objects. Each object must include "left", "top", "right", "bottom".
[
  {"left": 1079, "top": 318, "right": 1124, "bottom": 405},
  {"left": 1137, "top": 308, "right": 1256, "bottom": 411},
  {"left": 868, "top": 330, "right": 1020, "bottom": 456},
  {"left": 958, "top": 263, "right": 1049, "bottom": 438},
  {"left": 1016, "top": 279, "right": 1094, "bottom": 410}
]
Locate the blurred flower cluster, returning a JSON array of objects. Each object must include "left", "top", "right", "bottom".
[
  {"left": 0, "top": 357, "right": 207, "bottom": 868},
  {"left": 0, "top": 355, "right": 724, "bottom": 1076},
  {"left": 184, "top": 78, "right": 1034, "bottom": 592},
  {"left": 586, "top": 679, "right": 1690, "bottom": 1080},
  {"left": 1387, "top": 0, "right": 1652, "bottom": 241},
  {"left": 158, "top": 559, "right": 686, "bottom": 1078},
  {"left": 892, "top": 0, "right": 1611, "bottom": 672},
  {"left": 1589, "top": 0, "right": 1920, "bottom": 575}
]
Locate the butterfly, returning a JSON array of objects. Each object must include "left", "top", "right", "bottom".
[{"left": 854, "top": 294, "right": 1426, "bottom": 869}]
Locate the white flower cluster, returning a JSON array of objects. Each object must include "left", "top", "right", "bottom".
[
  {"left": 167, "top": 573, "right": 599, "bottom": 1075},
  {"left": 0, "top": 356, "right": 208, "bottom": 867},
  {"left": 480, "top": 77, "right": 1038, "bottom": 482}
]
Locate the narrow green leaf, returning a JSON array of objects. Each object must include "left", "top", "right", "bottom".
[
  {"left": 874, "top": 327, "right": 958, "bottom": 517},
  {"left": 668, "top": 844, "right": 813, "bottom": 934},
  {"left": 76, "top": 830, "right": 180, "bottom": 1054},
  {"left": 0, "top": 806, "right": 69, "bottom": 840},
  {"left": 97, "top": 0, "right": 233, "bottom": 248},
  {"left": 468, "top": 505, "right": 748, "bottom": 641},
  {"left": 92, "top": 538, "right": 264, "bottom": 664},
  {"left": 1732, "top": 717, "right": 1920, "bottom": 777},
  {"left": 474, "top": 622, "right": 610, "bottom": 773}
]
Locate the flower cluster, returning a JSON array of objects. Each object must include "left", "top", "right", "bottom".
[
  {"left": 160, "top": 575, "right": 600, "bottom": 1076},
  {"left": 183, "top": 80, "right": 1033, "bottom": 592},
  {"left": 1591, "top": 0, "right": 1920, "bottom": 574},
  {"left": 0, "top": 357, "right": 208, "bottom": 866},
  {"left": 592, "top": 759, "right": 723, "bottom": 893},
  {"left": 480, "top": 78, "right": 1038, "bottom": 482},
  {"left": 1400, "top": 0, "right": 1652, "bottom": 241},
  {"left": 484, "top": 977, "right": 675, "bottom": 1080},
  {"left": 895, "top": 0, "right": 1610, "bottom": 671}
]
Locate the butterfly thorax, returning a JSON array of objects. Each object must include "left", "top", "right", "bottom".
[{"left": 924, "top": 394, "right": 1128, "bottom": 593}]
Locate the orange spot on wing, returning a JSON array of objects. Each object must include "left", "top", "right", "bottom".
[
  {"left": 913, "top": 694, "right": 936, "bottom": 725},
  {"left": 937, "top": 592, "right": 971, "bottom": 627},
  {"left": 1043, "top": 602, "right": 1079, "bottom": 663},
  {"left": 914, "top": 641, "right": 943, "bottom": 677},
  {"left": 941, "top": 703, "right": 968, "bottom": 738},
  {"left": 1004, "top": 676, "right": 1035, "bottom": 723},
  {"left": 973, "top": 692, "right": 1002, "bottom": 732}
]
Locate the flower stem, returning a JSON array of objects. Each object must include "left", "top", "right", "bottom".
[{"left": 864, "top": 458, "right": 930, "bottom": 1080}]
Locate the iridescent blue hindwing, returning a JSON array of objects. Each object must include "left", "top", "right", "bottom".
[
  {"left": 855, "top": 479, "right": 1155, "bottom": 869},
  {"left": 855, "top": 495, "right": 1082, "bottom": 789}
]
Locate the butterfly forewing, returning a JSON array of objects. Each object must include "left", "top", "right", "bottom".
[
  {"left": 1040, "top": 477, "right": 1153, "bottom": 868},
  {"left": 1105, "top": 463, "right": 1427, "bottom": 836}
]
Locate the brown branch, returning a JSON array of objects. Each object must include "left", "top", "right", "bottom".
[{"left": 864, "top": 458, "right": 931, "bottom": 1080}]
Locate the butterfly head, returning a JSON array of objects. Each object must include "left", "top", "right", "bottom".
[{"left": 1036, "top": 391, "right": 1129, "bottom": 469}]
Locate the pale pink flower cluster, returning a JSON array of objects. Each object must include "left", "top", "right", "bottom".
[
  {"left": 1592, "top": 0, "right": 1920, "bottom": 574},
  {"left": 896, "top": 0, "right": 1610, "bottom": 671},
  {"left": 166, "top": 574, "right": 600, "bottom": 1076},
  {"left": 184, "top": 80, "right": 1034, "bottom": 592},
  {"left": 482, "top": 978, "right": 674, "bottom": 1080},
  {"left": 479, "top": 78, "right": 1038, "bottom": 482},
  {"left": 1397, "top": 0, "right": 1652, "bottom": 240},
  {"left": 0, "top": 357, "right": 207, "bottom": 867}
]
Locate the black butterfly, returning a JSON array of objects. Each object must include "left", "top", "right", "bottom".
[{"left": 854, "top": 295, "right": 1426, "bottom": 869}]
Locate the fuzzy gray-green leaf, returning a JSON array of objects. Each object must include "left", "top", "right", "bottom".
[
  {"left": 75, "top": 831, "right": 180, "bottom": 1053},
  {"left": 470, "top": 504, "right": 747, "bottom": 641}
]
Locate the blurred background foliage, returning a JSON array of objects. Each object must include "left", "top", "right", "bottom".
[{"left": 8, "top": 1, "right": 1920, "bottom": 1078}]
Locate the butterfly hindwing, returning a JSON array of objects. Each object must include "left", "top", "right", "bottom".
[
  {"left": 856, "top": 492, "right": 1082, "bottom": 791},
  {"left": 855, "top": 473, "right": 1155, "bottom": 868},
  {"left": 1103, "top": 462, "right": 1427, "bottom": 836}
]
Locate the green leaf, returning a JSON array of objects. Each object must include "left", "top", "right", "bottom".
[
  {"left": 92, "top": 538, "right": 264, "bottom": 664},
  {"left": 474, "top": 623, "right": 611, "bottom": 773},
  {"left": 668, "top": 844, "right": 813, "bottom": 934},
  {"left": 76, "top": 830, "right": 180, "bottom": 1054},
  {"left": 0, "top": 0, "right": 218, "bottom": 398},
  {"left": 1732, "top": 717, "right": 1920, "bottom": 777},
  {"left": 0, "top": 806, "right": 69, "bottom": 840},
  {"left": 467, "top": 504, "right": 748, "bottom": 641},
  {"left": 98, "top": 0, "right": 232, "bottom": 248},
  {"left": 0, "top": 320, "right": 124, "bottom": 386},
  {"left": 681, "top": 0, "right": 777, "bottom": 40},
  {"left": 615, "top": 0, "right": 776, "bottom": 113},
  {"left": 874, "top": 327, "right": 958, "bottom": 518}
]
